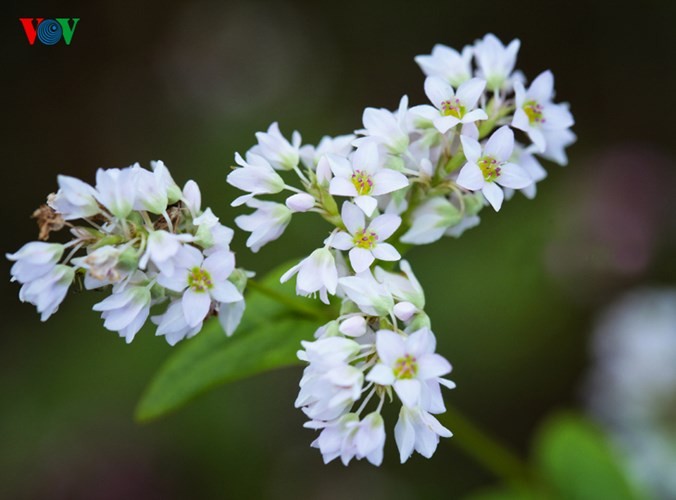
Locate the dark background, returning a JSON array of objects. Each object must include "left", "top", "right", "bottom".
[{"left": 2, "top": 1, "right": 675, "bottom": 498}]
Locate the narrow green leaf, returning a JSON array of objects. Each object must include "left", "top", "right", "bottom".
[
  {"left": 534, "top": 413, "right": 644, "bottom": 500},
  {"left": 135, "top": 262, "right": 329, "bottom": 423}
]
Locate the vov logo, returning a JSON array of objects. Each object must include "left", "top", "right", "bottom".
[{"left": 19, "top": 18, "right": 80, "bottom": 46}]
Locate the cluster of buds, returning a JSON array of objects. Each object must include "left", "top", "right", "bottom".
[
  {"left": 227, "top": 33, "right": 575, "bottom": 463},
  {"left": 7, "top": 162, "right": 246, "bottom": 344}
]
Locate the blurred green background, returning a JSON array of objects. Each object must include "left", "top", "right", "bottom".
[{"left": 2, "top": 0, "right": 675, "bottom": 498}]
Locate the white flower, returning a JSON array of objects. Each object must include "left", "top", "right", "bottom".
[
  {"left": 411, "top": 77, "right": 488, "bottom": 134},
  {"left": 415, "top": 43, "right": 473, "bottom": 87},
  {"left": 18, "top": 264, "right": 74, "bottom": 321},
  {"left": 456, "top": 126, "right": 532, "bottom": 211},
  {"left": 329, "top": 202, "right": 401, "bottom": 272},
  {"left": 300, "top": 134, "right": 356, "bottom": 168},
  {"left": 399, "top": 197, "right": 462, "bottom": 245},
  {"left": 298, "top": 336, "right": 362, "bottom": 366},
  {"left": 227, "top": 152, "right": 286, "bottom": 207},
  {"left": 374, "top": 260, "right": 425, "bottom": 309},
  {"left": 307, "top": 412, "right": 386, "bottom": 466},
  {"left": 253, "top": 122, "right": 301, "bottom": 171},
  {"left": 395, "top": 406, "right": 452, "bottom": 463},
  {"left": 95, "top": 167, "right": 138, "bottom": 218},
  {"left": 328, "top": 143, "right": 409, "bottom": 216},
  {"left": 7, "top": 242, "right": 64, "bottom": 283},
  {"left": 285, "top": 193, "right": 315, "bottom": 213},
  {"left": 394, "top": 302, "right": 418, "bottom": 322},
  {"left": 151, "top": 160, "right": 182, "bottom": 204},
  {"left": 47, "top": 175, "right": 99, "bottom": 220},
  {"left": 473, "top": 33, "right": 521, "bottom": 92},
  {"left": 158, "top": 246, "right": 243, "bottom": 328},
  {"left": 541, "top": 127, "right": 576, "bottom": 166},
  {"left": 297, "top": 363, "right": 364, "bottom": 421},
  {"left": 338, "top": 271, "right": 394, "bottom": 317},
  {"left": 138, "top": 230, "right": 193, "bottom": 275},
  {"left": 92, "top": 283, "right": 151, "bottom": 343},
  {"left": 339, "top": 315, "right": 368, "bottom": 337},
  {"left": 366, "top": 328, "right": 452, "bottom": 408},
  {"left": 507, "top": 147, "right": 547, "bottom": 200},
  {"left": 182, "top": 180, "right": 202, "bottom": 216},
  {"left": 152, "top": 299, "right": 202, "bottom": 346},
  {"left": 132, "top": 164, "right": 170, "bottom": 214},
  {"left": 512, "top": 70, "right": 575, "bottom": 152},
  {"left": 217, "top": 298, "right": 246, "bottom": 337},
  {"left": 280, "top": 247, "right": 338, "bottom": 304},
  {"left": 355, "top": 96, "right": 410, "bottom": 154},
  {"left": 71, "top": 245, "right": 128, "bottom": 283},
  {"left": 234, "top": 199, "right": 292, "bottom": 252}
]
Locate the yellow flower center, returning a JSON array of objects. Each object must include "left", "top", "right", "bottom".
[
  {"left": 353, "top": 228, "right": 378, "bottom": 249},
  {"left": 441, "top": 97, "right": 465, "bottom": 119},
  {"left": 478, "top": 156, "right": 502, "bottom": 182},
  {"left": 394, "top": 354, "right": 418, "bottom": 379},
  {"left": 188, "top": 267, "right": 213, "bottom": 292},
  {"left": 523, "top": 100, "right": 545, "bottom": 125},
  {"left": 351, "top": 170, "right": 374, "bottom": 196}
]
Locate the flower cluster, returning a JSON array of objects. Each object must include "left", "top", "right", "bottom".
[
  {"left": 7, "top": 162, "right": 246, "bottom": 344},
  {"left": 227, "top": 33, "right": 575, "bottom": 463}
]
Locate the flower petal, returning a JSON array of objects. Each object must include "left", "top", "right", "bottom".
[
  {"left": 456, "top": 163, "right": 484, "bottom": 190},
  {"left": 182, "top": 288, "right": 211, "bottom": 327},
  {"left": 497, "top": 163, "right": 532, "bottom": 189},
  {"left": 354, "top": 195, "right": 378, "bottom": 216},
  {"left": 349, "top": 247, "right": 375, "bottom": 273},
  {"left": 394, "top": 379, "right": 421, "bottom": 408},
  {"left": 368, "top": 214, "right": 401, "bottom": 240},
  {"left": 484, "top": 126, "right": 514, "bottom": 161},
  {"left": 424, "top": 76, "right": 454, "bottom": 107},
  {"left": 482, "top": 182, "right": 504, "bottom": 211},
  {"left": 376, "top": 329, "right": 406, "bottom": 365},
  {"left": 366, "top": 364, "right": 396, "bottom": 385},
  {"left": 372, "top": 243, "right": 401, "bottom": 261},
  {"left": 341, "top": 202, "right": 365, "bottom": 235},
  {"left": 371, "top": 169, "right": 409, "bottom": 196}
]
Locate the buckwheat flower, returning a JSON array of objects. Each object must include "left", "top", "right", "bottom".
[
  {"left": 18, "top": 264, "right": 74, "bottom": 321},
  {"left": 95, "top": 166, "right": 138, "bottom": 218},
  {"left": 297, "top": 363, "right": 364, "bottom": 421},
  {"left": 139, "top": 230, "right": 194, "bottom": 275},
  {"left": 217, "top": 298, "right": 246, "bottom": 337},
  {"left": 234, "top": 199, "right": 292, "bottom": 252},
  {"left": 47, "top": 175, "right": 100, "bottom": 220},
  {"left": 393, "top": 302, "right": 418, "bottom": 322},
  {"left": 473, "top": 33, "right": 521, "bottom": 92},
  {"left": 395, "top": 406, "right": 452, "bottom": 463},
  {"left": 227, "top": 152, "right": 286, "bottom": 207},
  {"left": 150, "top": 160, "right": 182, "bottom": 204},
  {"left": 298, "top": 336, "right": 362, "bottom": 366},
  {"left": 300, "top": 134, "right": 356, "bottom": 168},
  {"left": 92, "top": 283, "right": 152, "bottom": 343},
  {"left": 71, "top": 245, "right": 128, "bottom": 284},
  {"left": 152, "top": 299, "right": 202, "bottom": 346},
  {"left": 399, "top": 197, "right": 462, "bottom": 245},
  {"left": 253, "top": 122, "right": 301, "bottom": 171},
  {"left": 132, "top": 164, "right": 169, "bottom": 214},
  {"left": 415, "top": 43, "right": 473, "bottom": 87},
  {"left": 367, "top": 328, "right": 452, "bottom": 408},
  {"left": 541, "top": 127, "right": 577, "bottom": 166},
  {"left": 338, "top": 271, "right": 394, "bottom": 317},
  {"left": 329, "top": 202, "right": 401, "bottom": 272},
  {"left": 339, "top": 315, "right": 368, "bottom": 337},
  {"left": 328, "top": 143, "right": 409, "bottom": 216},
  {"left": 181, "top": 180, "right": 202, "bottom": 217},
  {"left": 411, "top": 77, "right": 488, "bottom": 134},
  {"left": 512, "top": 70, "right": 575, "bottom": 152},
  {"left": 355, "top": 96, "right": 411, "bottom": 154},
  {"left": 507, "top": 147, "right": 547, "bottom": 200},
  {"left": 7, "top": 242, "right": 64, "bottom": 283},
  {"left": 157, "top": 246, "right": 243, "bottom": 328},
  {"left": 456, "top": 126, "right": 532, "bottom": 211},
  {"left": 285, "top": 193, "right": 315, "bottom": 213},
  {"left": 374, "top": 260, "right": 424, "bottom": 310},
  {"left": 280, "top": 247, "right": 338, "bottom": 304}
]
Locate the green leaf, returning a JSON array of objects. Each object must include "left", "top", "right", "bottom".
[
  {"left": 135, "top": 262, "right": 330, "bottom": 423},
  {"left": 534, "top": 413, "right": 643, "bottom": 500}
]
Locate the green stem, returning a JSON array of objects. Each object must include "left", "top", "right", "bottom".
[
  {"left": 246, "top": 279, "right": 334, "bottom": 321},
  {"left": 438, "top": 405, "right": 532, "bottom": 487}
]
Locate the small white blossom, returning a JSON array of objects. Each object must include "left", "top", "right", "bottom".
[
  {"left": 329, "top": 202, "right": 401, "bottom": 272},
  {"left": 71, "top": 245, "right": 127, "bottom": 284},
  {"left": 7, "top": 242, "right": 64, "bottom": 283},
  {"left": 234, "top": 199, "right": 292, "bottom": 252},
  {"left": 280, "top": 247, "right": 338, "bottom": 304},
  {"left": 227, "top": 152, "right": 286, "bottom": 206},
  {"left": 152, "top": 299, "right": 202, "bottom": 346},
  {"left": 374, "top": 260, "right": 425, "bottom": 310},
  {"left": 338, "top": 271, "right": 394, "bottom": 317},
  {"left": 473, "top": 33, "right": 521, "bottom": 92},
  {"left": 47, "top": 175, "right": 99, "bottom": 220},
  {"left": 367, "top": 328, "right": 452, "bottom": 408},
  {"left": 328, "top": 143, "right": 409, "bottom": 216},
  {"left": 541, "top": 126, "right": 576, "bottom": 166},
  {"left": 415, "top": 43, "right": 473, "bottom": 87},
  {"left": 18, "top": 264, "right": 74, "bottom": 321},
  {"left": 411, "top": 77, "right": 488, "bottom": 134},
  {"left": 395, "top": 406, "right": 452, "bottom": 463},
  {"left": 151, "top": 160, "right": 182, "bottom": 204},
  {"left": 399, "top": 197, "right": 462, "bottom": 245},
  {"left": 285, "top": 192, "right": 315, "bottom": 213},
  {"left": 182, "top": 180, "right": 202, "bottom": 216},
  {"left": 139, "top": 230, "right": 193, "bottom": 275},
  {"left": 512, "top": 70, "right": 575, "bottom": 152},
  {"left": 217, "top": 298, "right": 246, "bottom": 337},
  {"left": 252, "top": 122, "right": 301, "bottom": 171},
  {"left": 456, "top": 126, "right": 532, "bottom": 211},
  {"left": 339, "top": 315, "right": 368, "bottom": 337},
  {"left": 300, "top": 134, "right": 356, "bottom": 168},
  {"left": 92, "top": 283, "right": 152, "bottom": 343},
  {"left": 95, "top": 167, "right": 137, "bottom": 218},
  {"left": 132, "top": 164, "right": 169, "bottom": 214}
]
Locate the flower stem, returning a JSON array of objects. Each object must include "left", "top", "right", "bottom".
[{"left": 438, "top": 404, "right": 531, "bottom": 487}]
